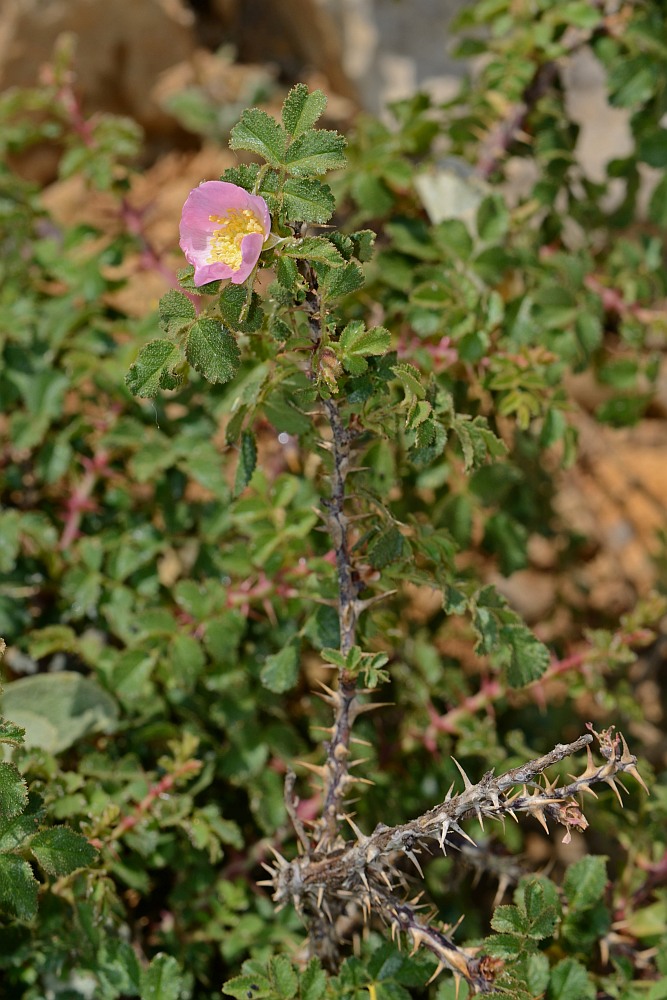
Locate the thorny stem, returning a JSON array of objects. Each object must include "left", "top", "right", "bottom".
[{"left": 268, "top": 728, "right": 648, "bottom": 991}]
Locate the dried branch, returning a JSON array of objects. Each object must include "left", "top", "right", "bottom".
[{"left": 269, "top": 727, "right": 648, "bottom": 990}]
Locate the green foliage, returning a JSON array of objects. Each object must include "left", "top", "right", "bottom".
[{"left": 1, "top": 10, "right": 666, "bottom": 1000}]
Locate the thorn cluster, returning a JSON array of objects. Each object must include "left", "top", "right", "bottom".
[{"left": 263, "top": 726, "right": 648, "bottom": 989}]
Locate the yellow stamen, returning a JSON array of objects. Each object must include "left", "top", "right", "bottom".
[{"left": 207, "top": 208, "right": 264, "bottom": 271}]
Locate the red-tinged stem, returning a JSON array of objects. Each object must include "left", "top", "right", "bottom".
[{"left": 59, "top": 451, "right": 110, "bottom": 550}]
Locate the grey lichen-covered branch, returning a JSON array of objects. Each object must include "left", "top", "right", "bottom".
[{"left": 267, "top": 725, "right": 648, "bottom": 990}]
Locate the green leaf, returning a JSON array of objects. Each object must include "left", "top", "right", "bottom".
[
  {"left": 491, "top": 905, "right": 527, "bottom": 936},
  {"left": 284, "top": 130, "right": 346, "bottom": 176},
  {"left": 547, "top": 958, "right": 594, "bottom": 1000},
  {"left": 321, "top": 261, "right": 365, "bottom": 300},
  {"left": 223, "top": 971, "right": 270, "bottom": 1000},
  {"left": 219, "top": 285, "right": 264, "bottom": 332},
  {"left": 349, "top": 229, "right": 376, "bottom": 262},
  {"left": 0, "top": 672, "right": 118, "bottom": 754},
  {"left": 501, "top": 622, "right": 550, "bottom": 688},
  {"left": 368, "top": 525, "right": 406, "bottom": 569},
  {"left": 234, "top": 430, "right": 257, "bottom": 496},
  {"left": 269, "top": 956, "right": 298, "bottom": 999},
  {"left": 521, "top": 880, "right": 560, "bottom": 939},
  {"left": 0, "top": 853, "right": 38, "bottom": 921},
  {"left": 158, "top": 289, "right": 196, "bottom": 337},
  {"left": 282, "top": 177, "right": 336, "bottom": 223},
  {"left": 338, "top": 322, "right": 391, "bottom": 374},
  {"left": 30, "top": 827, "right": 97, "bottom": 876},
  {"left": 0, "top": 717, "right": 25, "bottom": 747},
  {"left": 300, "top": 960, "right": 326, "bottom": 1000},
  {"left": 125, "top": 339, "right": 184, "bottom": 398},
  {"left": 563, "top": 856, "right": 608, "bottom": 912},
  {"left": 186, "top": 319, "right": 240, "bottom": 384},
  {"left": 140, "top": 953, "right": 187, "bottom": 1000},
  {"left": 0, "top": 761, "right": 28, "bottom": 820},
  {"left": 282, "top": 85, "right": 327, "bottom": 138},
  {"left": 282, "top": 236, "right": 345, "bottom": 267},
  {"left": 26, "top": 624, "right": 78, "bottom": 660},
  {"left": 230, "top": 108, "right": 287, "bottom": 167},
  {"left": 260, "top": 644, "right": 300, "bottom": 693}
]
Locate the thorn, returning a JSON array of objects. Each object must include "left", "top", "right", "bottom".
[
  {"left": 295, "top": 760, "right": 329, "bottom": 779},
  {"left": 359, "top": 869, "right": 370, "bottom": 892},
  {"left": 453, "top": 973, "right": 462, "bottom": 1000},
  {"left": 475, "top": 806, "right": 485, "bottom": 832},
  {"left": 405, "top": 850, "right": 424, "bottom": 878},
  {"left": 316, "top": 885, "right": 324, "bottom": 911},
  {"left": 345, "top": 814, "right": 367, "bottom": 841},
  {"left": 350, "top": 736, "right": 373, "bottom": 747},
  {"left": 533, "top": 809, "right": 550, "bottom": 835},
  {"left": 391, "top": 921, "right": 399, "bottom": 942},
  {"left": 256, "top": 878, "right": 275, "bottom": 887},
  {"left": 260, "top": 862, "right": 277, "bottom": 876},
  {"left": 605, "top": 777, "right": 625, "bottom": 808},
  {"left": 350, "top": 701, "right": 393, "bottom": 718},
  {"left": 353, "top": 590, "right": 398, "bottom": 613},
  {"left": 425, "top": 962, "right": 445, "bottom": 986},
  {"left": 445, "top": 782, "right": 455, "bottom": 801},
  {"left": 379, "top": 868, "right": 393, "bottom": 889},
  {"left": 625, "top": 763, "right": 650, "bottom": 795},
  {"left": 438, "top": 820, "right": 450, "bottom": 852},
  {"left": 451, "top": 756, "right": 474, "bottom": 790}
]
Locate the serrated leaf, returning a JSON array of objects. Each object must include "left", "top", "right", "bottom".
[
  {"left": 0, "top": 717, "right": 25, "bottom": 747},
  {"left": 338, "top": 322, "right": 391, "bottom": 376},
  {"left": 282, "top": 236, "right": 345, "bottom": 267},
  {"left": 282, "top": 85, "right": 327, "bottom": 138},
  {"left": 125, "top": 340, "right": 184, "bottom": 398},
  {"left": 547, "top": 958, "right": 594, "bottom": 1000},
  {"left": 282, "top": 177, "right": 336, "bottom": 224},
  {"left": 270, "top": 956, "right": 298, "bottom": 999},
  {"left": 223, "top": 972, "right": 270, "bottom": 1000},
  {"left": 186, "top": 319, "right": 240, "bottom": 385},
  {"left": 501, "top": 623, "right": 550, "bottom": 688},
  {"left": 0, "top": 761, "right": 28, "bottom": 820},
  {"left": 0, "top": 807, "right": 40, "bottom": 852},
  {"left": 260, "top": 644, "right": 299, "bottom": 693},
  {"left": 276, "top": 255, "right": 299, "bottom": 291},
  {"left": 158, "top": 289, "right": 196, "bottom": 337},
  {"left": 230, "top": 108, "right": 287, "bottom": 166},
  {"left": 30, "top": 826, "right": 97, "bottom": 876},
  {"left": 220, "top": 163, "right": 261, "bottom": 191},
  {"left": 368, "top": 525, "right": 406, "bottom": 569},
  {"left": 0, "top": 853, "right": 38, "bottom": 920},
  {"left": 392, "top": 363, "right": 425, "bottom": 401},
  {"left": 234, "top": 430, "right": 257, "bottom": 496},
  {"left": 349, "top": 230, "right": 376, "bottom": 262},
  {"left": 491, "top": 905, "right": 528, "bottom": 935},
  {"left": 219, "top": 285, "right": 264, "bottom": 333},
  {"left": 321, "top": 260, "right": 364, "bottom": 299},
  {"left": 300, "top": 960, "right": 326, "bottom": 1000},
  {"left": 140, "top": 953, "right": 187, "bottom": 1000},
  {"left": 283, "top": 130, "right": 346, "bottom": 176},
  {"left": 563, "top": 856, "right": 608, "bottom": 912}
]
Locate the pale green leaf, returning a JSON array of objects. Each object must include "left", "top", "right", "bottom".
[
  {"left": 140, "top": 953, "right": 187, "bottom": 1000},
  {"left": 260, "top": 645, "right": 299, "bottom": 693},
  {"left": 0, "top": 761, "right": 28, "bottom": 820}
]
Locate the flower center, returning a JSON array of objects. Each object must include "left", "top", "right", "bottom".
[{"left": 207, "top": 208, "right": 265, "bottom": 271}]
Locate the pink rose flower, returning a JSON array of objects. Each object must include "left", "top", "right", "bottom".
[{"left": 179, "top": 181, "right": 271, "bottom": 287}]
